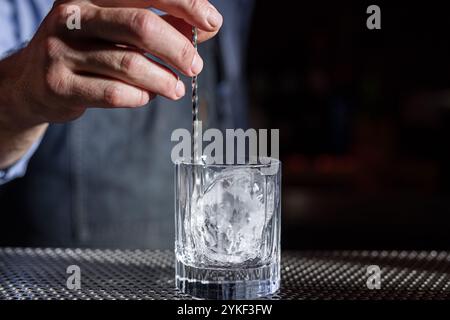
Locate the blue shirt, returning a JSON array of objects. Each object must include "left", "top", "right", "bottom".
[{"left": 0, "top": 0, "right": 254, "bottom": 185}]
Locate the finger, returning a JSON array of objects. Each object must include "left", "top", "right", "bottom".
[
  {"left": 69, "top": 73, "right": 152, "bottom": 108},
  {"left": 82, "top": 7, "right": 203, "bottom": 77},
  {"left": 162, "top": 15, "right": 218, "bottom": 43},
  {"left": 92, "top": 0, "right": 223, "bottom": 32},
  {"left": 71, "top": 45, "right": 185, "bottom": 100}
]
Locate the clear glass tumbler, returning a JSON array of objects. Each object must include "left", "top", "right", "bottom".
[{"left": 175, "top": 158, "right": 281, "bottom": 299}]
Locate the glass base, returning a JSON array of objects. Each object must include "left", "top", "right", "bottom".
[{"left": 175, "top": 258, "right": 280, "bottom": 300}]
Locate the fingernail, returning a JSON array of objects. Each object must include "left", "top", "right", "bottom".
[
  {"left": 207, "top": 7, "right": 223, "bottom": 28},
  {"left": 175, "top": 80, "right": 185, "bottom": 98},
  {"left": 191, "top": 54, "right": 204, "bottom": 75}
]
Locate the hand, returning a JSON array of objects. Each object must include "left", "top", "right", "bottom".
[{"left": 0, "top": 0, "right": 222, "bottom": 168}]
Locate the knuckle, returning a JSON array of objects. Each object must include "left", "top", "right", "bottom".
[
  {"left": 103, "top": 85, "right": 123, "bottom": 106},
  {"left": 129, "top": 11, "right": 156, "bottom": 39},
  {"left": 44, "top": 37, "right": 64, "bottom": 60},
  {"left": 50, "top": 3, "right": 79, "bottom": 27},
  {"left": 178, "top": 41, "right": 195, "bottom": 71},
  {"left": 49, "top": 2, "right": 93, "bottom": 32},
  {"left": 45, "top": 66, "right": 69, "bottom": 96},
  {"left": 119, "top": 53, "right": 141, "bottom": 75},
  {"left": 139, "top": 90, "right": 150, "bottom": 105},
  {"left": 162, "top": 78, "right": 177, "bottom": 97}
]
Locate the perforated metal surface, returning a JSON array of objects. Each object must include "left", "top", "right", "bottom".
[{"left": 1, "top": 248, "right": 450, "bottom": 300}]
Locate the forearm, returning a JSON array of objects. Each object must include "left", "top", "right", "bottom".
[{"left": 0, "top": 51, "right": 48, "bottom": 169}]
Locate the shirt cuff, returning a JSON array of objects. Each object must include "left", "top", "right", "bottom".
[{"left": 0, "top": 135, "right": 43, "bottom": 185}]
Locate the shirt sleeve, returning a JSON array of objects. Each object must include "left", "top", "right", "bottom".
[{"left": 0, "top": 135, "right": 44, "bottom": 185}]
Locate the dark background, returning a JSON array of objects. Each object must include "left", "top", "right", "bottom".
[{"left": 246, "top": 1, "right": 450, "bottom": 249}]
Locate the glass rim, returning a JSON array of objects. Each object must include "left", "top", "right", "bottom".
[{"left": 174, "top": 156, "right": 281, "bottom": 168}]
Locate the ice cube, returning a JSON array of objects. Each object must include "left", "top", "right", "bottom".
[{"left": 190, "top": 168, "right": 272, "bottom": 265}]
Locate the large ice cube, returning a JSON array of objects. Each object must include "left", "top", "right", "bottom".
[{"left": 191, "top": 168, "right": 273, "bottom": 265}]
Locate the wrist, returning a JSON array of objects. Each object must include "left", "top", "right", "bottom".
[
  {"left": 0, "top": 48, "right": 48, "bottom": 134},
  {"left": 0, "top": 49, "right": 48, "bottom": 169}
]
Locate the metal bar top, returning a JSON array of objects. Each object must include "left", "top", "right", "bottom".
[{"left": 1, "top": 248, "right": 450, "bottom": 300}]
